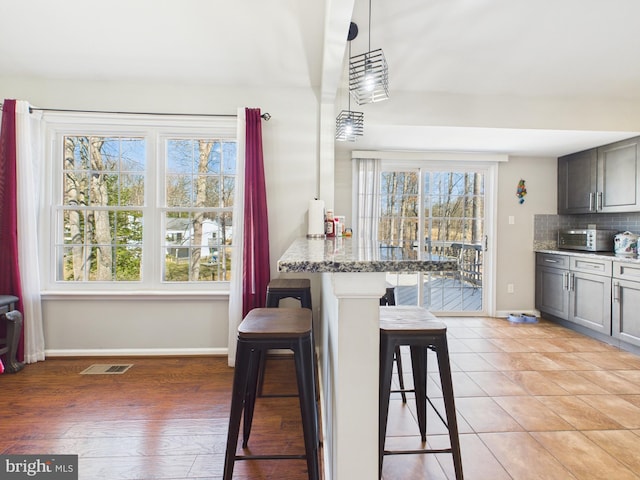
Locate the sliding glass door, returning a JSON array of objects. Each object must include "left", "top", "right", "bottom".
[{"left": 379, "top": 166, "right": 487, "bottom": 314}]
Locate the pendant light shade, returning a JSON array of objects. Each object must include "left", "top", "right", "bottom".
[
  {"left": 349, "top": 48, "right": 389, "bottom": 104},
  {"left": 335, "top": 109, "right": 364, "bottom": 142},
  {"left": 349, "top": 0, "right": 389, "bottom": 105},
  {"left": 336, "top": 22, "right": 364, "bottom": 142}
]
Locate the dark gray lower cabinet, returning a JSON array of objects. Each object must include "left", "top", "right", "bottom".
[
  {"left": 535, "top": 253, "right": 612, "bottom": 335},
  {"left": 612, "top": 262, "right": 640, "bottom": 347}
]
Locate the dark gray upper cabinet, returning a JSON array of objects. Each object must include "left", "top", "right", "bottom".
[
  {"left": 558, "top": 136, "right": 640, "bottom": 214},
  {"left": 558, "top": 148, "right": 597, "bottom": 214}
]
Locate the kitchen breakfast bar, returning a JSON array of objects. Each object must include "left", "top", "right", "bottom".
[{"left": 277, "top": 237, "right": 457, "bottom": 480}]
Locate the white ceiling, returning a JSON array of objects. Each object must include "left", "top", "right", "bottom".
[{"left": 2, "top": 0, "right": 639, "bottom": 156}]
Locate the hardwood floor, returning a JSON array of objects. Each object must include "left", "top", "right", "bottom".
[{"left": 1, "top": 315, "right": 640, "bottom": 479}]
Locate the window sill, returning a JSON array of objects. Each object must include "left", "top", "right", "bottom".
[{"left": 41, "top": 290, "right": 230, "bottom": 301}]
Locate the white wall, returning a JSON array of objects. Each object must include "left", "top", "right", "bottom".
[
  {"left": 1, "top": 76, "right": 321, "bottom": 355},
  {"left": 495, "top": 156, "right": 557, "bottom": 315}
]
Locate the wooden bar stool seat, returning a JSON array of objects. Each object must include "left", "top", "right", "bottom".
[
  {"left": 266, "top": 278, "right": 312, "bottom": 309},
  {"left": 223, "top": 307, "right": 320, "bottom": 480},
  {"left": 379, "top": 306, "right": 463, "bottom": 480}
]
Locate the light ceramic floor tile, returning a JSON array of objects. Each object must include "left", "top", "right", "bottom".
[
  {"left": 454, "top": 397, "right": 523, "bottom": 433},
  {"left": 583, "top": 430, "right": 640, "bottom": 473},
  {"left": 450, "top": 353, "right": 497, "bottom": 372},
  {"left": 613, "top": 370, "right": 640, "bottom": 386},
  {"left": 574, "top": 351, "right": 640, "bottom": 370},
  {"left": 536, "top": 395, "right": 624, "bottom": 430},
  {"left": 466, "top": 371, "right": 529, "bottom": 396},
  {"left": 536, "top": 370, "right": 611, "bottom": 395},
  {"left": 531, "top": 430, "right": 639, "bottom": 480},
  {"left": 432, "top": 433, "right": 512, "bottom": 480},
  {"left": 459, "top": 338, "right": 505, "bottom": 353},
  {"left": 503, "top": 370, "right": 571, "bottom": 395},
  {"left": 538, "top": 352, "right": 601, "bottom": 370},
  {"left": 493, "top": 395, "right": 574, "bottom": 431},
  {"left": 480, "top": 352, "right": 565, "bottom": 371},
  {"left": 479, "top": 431, "right": 578, "bottom": 479},
  {"left": 578, "top": 395, "right": 640, "bottom": 429},
  {"left": 574, "top": 370, "right": 640, "bottom": 394},
  {"left": 486, "top": 338, "right": 532, "bottom": 352}
]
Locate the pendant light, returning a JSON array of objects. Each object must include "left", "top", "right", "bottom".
[
  {"left": 349, "top": 0, "right": 389, "bottom": 105},
  {"left": 336, "top": 23, "right": 364, "bottom": 142}
]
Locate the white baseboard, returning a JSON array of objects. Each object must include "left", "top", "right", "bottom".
[{"left": 45, "top": 347, "right": 228, "bottom": 357}]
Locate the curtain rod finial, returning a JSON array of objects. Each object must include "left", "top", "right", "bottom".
[{"left": 261, "top": 112, "right": 271, "bottom": 121}]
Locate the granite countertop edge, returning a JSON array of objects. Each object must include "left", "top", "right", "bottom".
[{"left": 277, "top": 237, "right": 458, "bottom": 273}]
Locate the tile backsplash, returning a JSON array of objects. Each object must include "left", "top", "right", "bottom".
[{"left": 533, "top": 213, "right": 640, "bottom": 249}]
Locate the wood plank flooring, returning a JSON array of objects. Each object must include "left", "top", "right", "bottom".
[{"left": 1, "top": 315, "right": 640, "bottom": 479}]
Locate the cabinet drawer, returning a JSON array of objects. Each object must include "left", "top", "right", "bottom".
[
  {"left": 570, "top": 256, "right": 612, "bottom": 276},
  {"left": 536, "top": 253, "right": 569, "bottom": 269},
  {"left": 613, "top": 261, "right": 640, "bottom": 280}
]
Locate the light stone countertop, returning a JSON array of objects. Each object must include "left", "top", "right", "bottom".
[
  {"left": 277, "top": 237, "right": 458, "bottom": 273},
  {"left": 535, "top": 248, "right": 640, "bottom": 264}
]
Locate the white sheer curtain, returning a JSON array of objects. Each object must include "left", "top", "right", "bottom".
[
  {"left": 354, "top": 158, "right": 381, "bottom": 259},
  {"left": 16, "top": 101, "right": 45, "bottom": 363},
  {"left": 227, "top": 107, "right": 246, "bottom": 367}
]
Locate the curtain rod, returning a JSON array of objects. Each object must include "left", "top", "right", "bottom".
[{"left": 0, "top": 104, "right": 271, "bottom": 121}]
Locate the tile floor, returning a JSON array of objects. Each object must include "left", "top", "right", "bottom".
[{"left": 382, "top": 316, "right": 640, "bottom": 480}]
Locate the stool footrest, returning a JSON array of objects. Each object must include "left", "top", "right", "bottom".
[
  {"left": 258, "top": 393, "right": 299, "bottom": 398},
  {"left": 235, "top": 454, "right": 309, "bottom": 461},
  {"left": 384, "top": 447, "right": 453, "bottom": 456}
]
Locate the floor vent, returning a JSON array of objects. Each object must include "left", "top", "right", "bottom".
[{"left": 80, "top": 364, "right": 133, "bottom": 375}]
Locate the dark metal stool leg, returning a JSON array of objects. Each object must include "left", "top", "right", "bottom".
[
  {"left": 223, "top": 341, "right": 252, "bottom": 480},
  {"left": 294, "top": 335, "right": 320, "bottom": 480},
  {"left": 394, "top": 345, "right": 407, "bottom": 403},
  {"left": 242, "top": 347, "right": 262, "bottom": 448},
  {"left": 410, "top": 345, "right": 428, "bottom": 442},
  {"left": 434, "top": 336, "right": 464, "bottom": 480},
  {"left": 379, "top": 334, "right": 396, "bottom": 479}
]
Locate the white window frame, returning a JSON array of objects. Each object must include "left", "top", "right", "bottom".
[{"left": 40, "top": 112, "right": 237, "bottom": 294}]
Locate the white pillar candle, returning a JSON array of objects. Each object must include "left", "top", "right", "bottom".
[{"left": 307, "top": 199, "right": 325, "bottom": 237}]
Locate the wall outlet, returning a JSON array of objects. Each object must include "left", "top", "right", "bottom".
[
  {"left": 507, "top": 283, "right": 515, "bottom": 294},
  {"left": 508, "top": 215, "right": 515, "bottom": 225}
]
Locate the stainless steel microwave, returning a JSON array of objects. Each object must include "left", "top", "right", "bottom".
[{"left": 557, "top": 229, "right": 616, "bottom": 252}]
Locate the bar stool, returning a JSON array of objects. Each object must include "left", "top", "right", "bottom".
[
  {"left": 379, "top": 306, "right": 463, "bottom": 480},
  {"left": 223, "top": 307, "right": 320, "bottom": 480},
  {"left": 258, "top": 278, "right": 312, "bottom": 396},
  {"left": 266, "top": 278, "right": 312, "bottom": 309}
]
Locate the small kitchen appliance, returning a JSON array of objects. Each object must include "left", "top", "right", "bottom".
[
  {"left": 614, "top": 231, "right": 639, "bottom": 257},
  {"left": 557, "top": 229, "right": 616, "bottom": 252}
]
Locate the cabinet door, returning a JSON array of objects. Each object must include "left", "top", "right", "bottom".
[
  {"left": 558, "top": 149, "right": 597, "bottom": 214},
  {"left": 598, "top": 137, "right": 640, "bottom": 212},
  {"left": 535, "top": 265, "right": 569, "bottom": 320},
  {"left": 612, "top": 278, "right": 640, "bottom": 347},
  {"left": 569, "top": 271, "right": 612, "bottom": 335}
]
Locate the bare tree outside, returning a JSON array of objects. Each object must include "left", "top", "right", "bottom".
[
  {"left": 62, "top": 136, "right": 144, "bottom": 281},
  {"left": 164, "top": 139, "right": 236, "bottom": 282}
]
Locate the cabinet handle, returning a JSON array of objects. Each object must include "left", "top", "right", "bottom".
[
  {"left": 597, "top": 191, "right": 603, "bottom": 211},
  {"left": 613, "top": 282, "right": 620, "bottom": 302},
  {"left": 544, "top": 258, "right": 559, "bottom": 263},
  {"left": 562, "top": 272, "right": 568, "bottom": 290},
  {"left": 589, "top": 192, "right": 595, "bottom": 212},
  {"left": 569, "top": 273, "right": 575, "bottom": 291}
]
